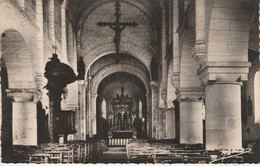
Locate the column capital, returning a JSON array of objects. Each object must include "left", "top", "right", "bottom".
[
  {"left": 61, "top": 0, "right": 67, "bottom": 8},
  {"left": 205, "top": 81, "right": 243, "bottom": 87},
  {"left": 171, "top": 72, "right": 180, "bottom": 89},
  {"left": 198, "top": 61, "right": 251, "bottom": 85},
  {"left": 150, "top": 81, "right": 158, "bottom": 88},
  {"left": 91, "top": 93, "right": 98, "bottom": 99},
  {"left": 161, "top": 88, "right": 167, "bottom": 101},
  {"left": 166, "top": 101, "right": 174, "bottom": 109},
  {"left": 78, "top": 80, "right": 85, "bottom": 86},
  {"left": 160, "top": 0, "right": 167, "bottom": 9},
  {"left": 146, "top": 93, "right": 151, "bottom": 98},
  {"left": 191, "top": 43, "right": 206, "bottom": 69},
  {"left": 176, "top": 87, "right": 204, "bottom": 102},
  {"left": 6, "top": 89, "right": 42, "bottom": 102}
]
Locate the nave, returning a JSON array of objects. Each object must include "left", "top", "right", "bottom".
[
  {"left": 1, "top": 0, "right": 260, "bottom": 164},
  {"left": 2, "top": 138, "right": 259, "bottom": 164}
]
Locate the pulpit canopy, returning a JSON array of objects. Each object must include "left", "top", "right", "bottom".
[{"left": 44, "top": 54, "right": 77, "bottom": 85}]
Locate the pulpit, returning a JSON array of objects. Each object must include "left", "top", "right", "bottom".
[
  {"left": 56, "top": 110, "right": 76, "bottom": 143},
  {"left": 44, "top": 53, "right": 77, "bottom": 143},
  {"left": 56, "top": 110, "right": 76, "bottom": 134}
]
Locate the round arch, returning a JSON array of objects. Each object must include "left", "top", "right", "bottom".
[
  {"left": 81, "top": 41, "right": 153, "bottom": 78},
  {"left": 207, "top": 1, "right": 255, "bottom": 62},
  {"left": 91, "top": 64, "right": 150, "bottom": 94},
  {"left": 1, "top": 29, "right": 36, "bottom": 89}
]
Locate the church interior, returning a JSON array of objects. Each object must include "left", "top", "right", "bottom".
[{"left": 0, "top": 0, "right": 260, "bottom": 164}]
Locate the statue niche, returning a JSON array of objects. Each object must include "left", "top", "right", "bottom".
[{"left": 110, "top": 87, "right": 134, "bottom": 131}]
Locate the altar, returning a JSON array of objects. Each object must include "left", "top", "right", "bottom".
[
  {"left": 109, "top": 129, "right": 136, "bottom": 139},
  {"left": 107, "top": 88, "right": 136, "bottom": 146},
  {"left": 112, "top": 130, "right": 133, "bottom": 138},
  {"left": 108, "top": 129, "right": 136, "bottom": 147}
]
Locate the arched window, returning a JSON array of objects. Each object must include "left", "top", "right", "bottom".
[
  {"left": 101, "top": 98, "right": 106, "bottom": 119},
  {"left": 254, "top": 71, "right": 260, "bottom": 123}
]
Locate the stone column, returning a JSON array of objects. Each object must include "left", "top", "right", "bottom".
[
  {"left": 192, "top": 0, "right": 206, "bottom": 68},
  {"left": 6, "top": 89, "right": 41, "bottom": 146},
  {"left": 198, "top": 61, "right": 251, "bottom": 150},
  {"left": 171, "top": 1, "right": 181, "bottom": 143},
  {"left": 87, "top": 77, "right": 92, "bottom": 137},
  {"left": 91, "top": 93, "right": 98, "bottom": 136},
  {"left": 205, "top": 82, "right": 242, "bottom": 150},
  {"left": 146, "top": 93, "right": 151, "bottom": 138},
  {"left": 172, "top": 0, "right": 180, "bottom": 85},
  {"left": 177, "top": 88, "right": 204, "bottom": 144},
  {"left": 259, "top": 0, "right": 260, "bottom": 60},
  {"left": 165, "top": 106, "right": 175, "bottom": 139},
  {"left": 150, "top": 81, "right": 158, "bottom": 139},
  {"left": 77, "top": 80, "right": 86, "bottom": 140},
  {"left": 195, "top": 0, "right": 205, "bottom": 44},
  {"left": 61, "top": 0, "right": 68, "bottom": 61},
  {"left": 35, "top": 0, "right": 44, "bottom": 72},
  {"left": 67, "top": 21, "right": 77, "bottom": 71},
  {"left": 160, "top": 0, "right": 167, "bottom": 107},
  {"left": 0, "top": 56, "right": 2, "bottom": 149},
  {"left": 158, "top": 0, "right": 167, "bottom": 140},
  {"left": 48, "top": 0, "right": 55, "bottom": 44},
  {"left": 35, "top": 0, "right": 48, "bottom": 113}
]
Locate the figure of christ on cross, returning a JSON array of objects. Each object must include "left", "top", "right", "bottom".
[{"left": 97, "top": 0, "right": 138, "bottom": 64}]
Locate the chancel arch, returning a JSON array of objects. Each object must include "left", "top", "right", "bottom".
[
  {"left": 84, "top": 60, "right": 151, "bottom": 140},
  {"left": 96, "top": 72, "right": 147, "bottom": 140},
  {"left": 91, "top": 63, "right": 150, "bottom": 94},
  {"left": 80, "top": 40, "right": 154, "bottom": 72}
]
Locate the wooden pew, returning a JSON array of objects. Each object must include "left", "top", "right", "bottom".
[
  {"left": 126, "top": 140, "right": 213, "bottom": 164},
  {"left": 28, "top": 153, "right": 50, "bottom": 163}
]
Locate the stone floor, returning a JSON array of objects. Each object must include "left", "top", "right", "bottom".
[{"left": 94, "top": 147, "right": 128, "bottom": 164}]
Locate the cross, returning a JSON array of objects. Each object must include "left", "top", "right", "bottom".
[
  {"left": 52, "top": 45, "right": 57, "bottom": 54},
  {"left": 97, "top": 0, "right": 138, "bottom": 63}
]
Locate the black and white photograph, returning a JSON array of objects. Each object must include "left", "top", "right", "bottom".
[{"left": 0, "top": 0, "right": 259, "bottom": 164}]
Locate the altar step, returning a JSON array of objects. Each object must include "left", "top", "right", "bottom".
[
  {"left": 108, "top": 138, "right": 130, "bottom": 147},
  {"left": 95, "top": 147, "right": 127, "bottom": 163}
]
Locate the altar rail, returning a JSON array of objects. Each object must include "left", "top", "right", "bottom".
[{"left": 108, "top": 138, "right": 130, "bottom": 147}]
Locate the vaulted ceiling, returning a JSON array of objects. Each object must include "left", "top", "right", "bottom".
[
  {"left": 66, "top": 0, "right": 161, "bottom": 102},
  {"left": 67, "top": 0, "right": 161, "bottom": 29},
  {"left": 66, "top": 0, "right": 161, "bottom": 73}
]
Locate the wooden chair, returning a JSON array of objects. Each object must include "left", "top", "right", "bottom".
[{"left": 29, "top": 153, "right": 50, "bottom": 163}]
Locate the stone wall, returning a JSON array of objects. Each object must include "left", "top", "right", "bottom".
[
  {"left": 0, "top": 0, "right": 79, "bottom": 145},
  {"left": 242, "top": 2, "right": 260, "bottom": 142},
  {"left": 243, "top": 50, "right": 260, "bottom": 141}
]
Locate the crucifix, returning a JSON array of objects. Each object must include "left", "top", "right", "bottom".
[{"left": 97, "top": 0, "right": 138, "bottom": 64}]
